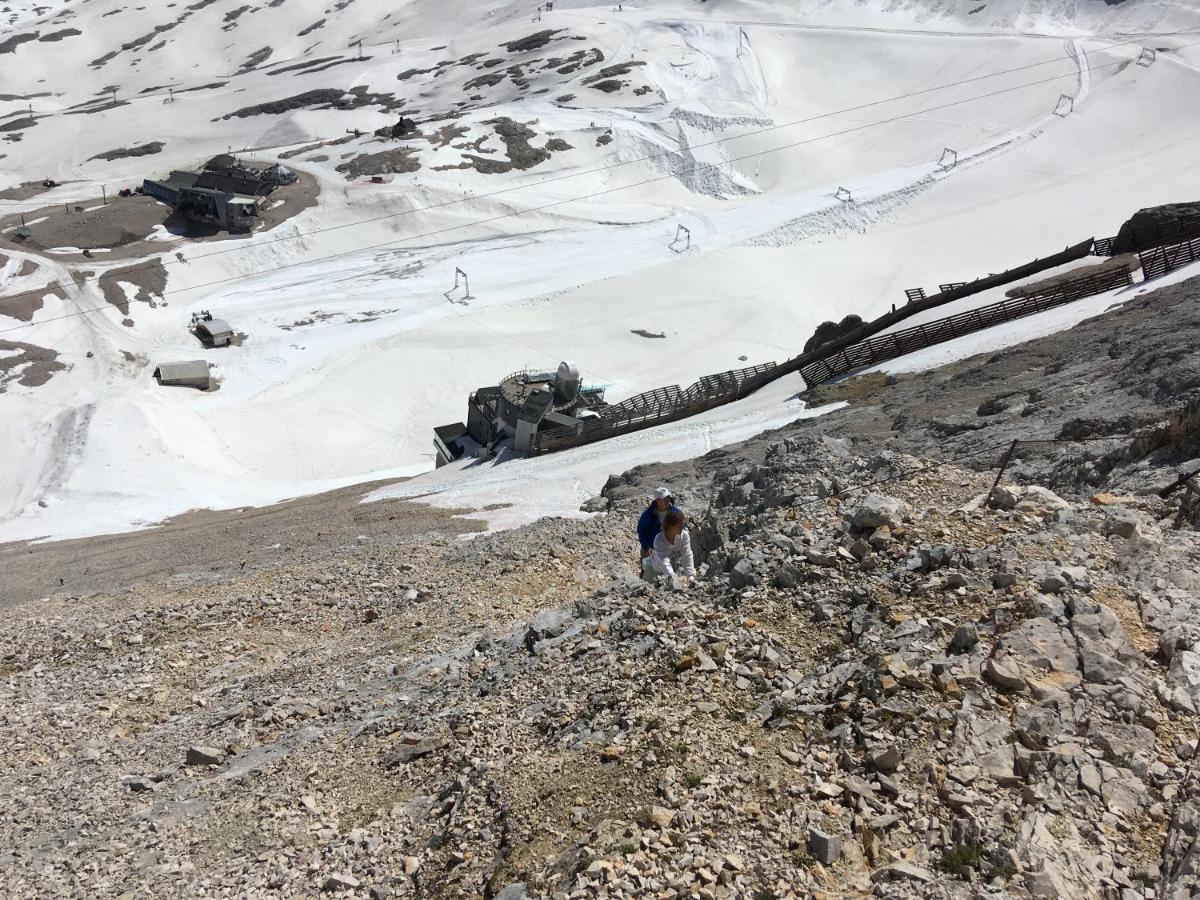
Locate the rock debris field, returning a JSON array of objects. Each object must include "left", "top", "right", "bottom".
[{"left": 4, "top": 428, "right": 1200, "bottom": 897}]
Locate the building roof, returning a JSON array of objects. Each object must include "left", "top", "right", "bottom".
[
  {"left": 154, "top": 360, "right": 210, "bottom": 384},
  {"left": 197, "top": 318, "right": 233, "bottom": 337},
  {"left": 195, "top": 172, "right": 271, "bottom": 196},
  {"left": 434, "top": 423, "right": 468, "bottom": 445},
  {"left": 205, "top": 153, "right": 237, "bottom": 171},
  {"left": 164, "top": 170, "right": 201, "bottom": 189}
]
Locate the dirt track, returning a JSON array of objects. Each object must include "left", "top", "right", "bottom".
[{"left": 0, "top": 480, "right": 482, "bottom": 607}]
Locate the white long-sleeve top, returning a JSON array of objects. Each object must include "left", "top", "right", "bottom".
[{"left": 651, "top": 529, "right": 695, "bottom": 580}]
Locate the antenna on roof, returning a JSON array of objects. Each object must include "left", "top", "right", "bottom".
[
  {"left": 1136, "top": 47, "right": 1156, "bottom": 67},
  {"left": 669, "top": 224, "right": 691, "bottom": 253},
  {"left": 834, "top": 186, "right": 853, "bottom": 203},
  {"left": 938, "top": 147, "right": 958, "bottom": 171},
  {"left": 1052, "top": 94, "right": 1074, "bottom": 117}
]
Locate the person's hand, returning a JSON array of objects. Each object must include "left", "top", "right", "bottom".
[{"left": 641, "top": 548, "right": 652, "bottom": 558}]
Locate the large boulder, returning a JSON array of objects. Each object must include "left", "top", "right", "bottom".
[
  {"left": 848, "top": 494, "right": 908, "bottom": 531},
  {"left": 1111, "top": 202, "right": 1200, "bottom": 254},
  {"left": 803, "top": 314, "right": 863, "bottom": 354}
]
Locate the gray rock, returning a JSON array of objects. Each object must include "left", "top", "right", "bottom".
[
  {"left": 984, "top": 657, "right": 1026, "bottom": 692},
  {"left": 185, "top": 746, "right": 225, "bottom": 767},
  {"left": 868, "top": 745, "right": 901, "bottom": 773},
  {"left": 871, "top": 861, "right": 933, "bottom": 883},
  {"left": 729, "top": 558, "right": 759, "bottom": 588},
  {"left": 494, "top": 886, "right": 530, "bottom": 900},
  {"left": 1039, "top": 573, "right": 1068, "bottom": 594},
  {"left": 950, "top": 624, "right": 978, "bottom": 653},
  {"left": 579, "top": 496, "right": 609, "bottom": 513},
  {"left": 807, "top": 826, "right": 842, "bottom": 865},
  {"left": 771, "top": 564, "right": 804, "bottom": 589},
  {"left": 323, "top": 872, "right": 361, "bottom": 891},
  {"left": 849, "top": 494, "right": 908, "bottom": 531},
  {"left": 390, "top": 736, "right": 447, "bottom": 766}
]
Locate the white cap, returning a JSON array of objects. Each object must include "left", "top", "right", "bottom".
[{"left": 653, "top": 485, "right": 672, "bottom": 501}]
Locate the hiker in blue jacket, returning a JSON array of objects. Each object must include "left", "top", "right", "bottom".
[{"left": 638, "top": 486, "right": 680, "bottom": 578}]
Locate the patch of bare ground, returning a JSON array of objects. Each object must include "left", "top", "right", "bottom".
[
  {"left": 0, "top": 279, "right": 62, "bottom": 321},
  {"left": 0, "top": 481, "right": 484, "bottom": 607},
  {"left": 335, "top": 147, "right": 422, "bottom": 179},
  {"left": 0, "top": 194, "right": 164, "bottom": 252},
  {"left": 0, "top": 180, "right": 62, "bottom": 202},
  {"left": 89, "top": 141, "right": 164, "bottom": 162},
  {"left": 98, "top": 260, "right": 168, "bottom": 315},
  {"left": 0, "top": 171, "right": 319, "bottom": 263},
  {"left": 0, "top": 337, "right": 68, "bottom": 392}
]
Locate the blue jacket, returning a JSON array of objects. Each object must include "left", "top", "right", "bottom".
[{"left": 637, "top": 502, "right": 681, "bottom": 551}]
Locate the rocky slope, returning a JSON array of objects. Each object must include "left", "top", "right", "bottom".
[{"left": 2, "top": 277, "right": 1200, "bottom": 899}]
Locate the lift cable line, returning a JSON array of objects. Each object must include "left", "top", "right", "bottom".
[
  {"left": 2, "top": 29, "right": 1194, "bottom": 231},
  {"left": 1, "top": 48, "right": 1193, "bottom": 332},
  {"left": 2, "top": 41, "right": 1182, "bottom": 321},
  {"left": 2, "top": 27, "right": 1194, "bottom": 136},
  {"left": 0, "top": 55, "right": 1175, "bottom": 335},
  {"left": 5, "top": 29, "right": 1191, "bottom": 219}
]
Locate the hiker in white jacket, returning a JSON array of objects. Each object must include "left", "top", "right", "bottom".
[{"left": 650, "top": 511, "right": 695, "bottom": 587}]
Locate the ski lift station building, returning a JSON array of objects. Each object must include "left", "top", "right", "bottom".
[
  {"left": 193, "top": 316, "right": 233, "bottom": 347},
  {"left": 153, "top": 360, "right": 211, "bottom": 389},
  {"left": 434, "top": 361, "right": 607, "bottom": 465}
]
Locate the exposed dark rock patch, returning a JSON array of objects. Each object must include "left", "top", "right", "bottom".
[
  {"left": 503, "top": 29, "right": 561, "bottom": 54},
  {"left": 425, "top": 123, "right": 468, "bottom": 147},
  {"left": 238, "top": 46, "right": 273, "bottom": 72},
  {"left": 556, "top": 94, "right": 575, "bottom": 103},
  {"left": 397, "top": 67, "right": 434, "bottom": 81},
  {"left": 335, "top": 147, "right": 421, "bottom": 179},
  {"left": 341, "top": 85, "right": 405, "bottom": 112},
  {"left": 589, "top": 79, "right": 624, "bottom": 93},
  {"left": 269, "top": 55, "right": 340, "bottom": 75},
  {"left": 582, "top": 61, "right": 645, "bottom": 84},
  {"left": 0, "top": 280, "right": 60, "bottom": 322},
  {"left": 1112, "top": 202, "right": 1200, "bottom": 254},
  {"left": 805, "top": 314, "right": 864, "bottom": 354},
  {"left": 222, "top": 89, "right": 346, "bottom": 119},
  {"left": 464, "top": 71, "right": 506, "bottom": 90},
  {"left": 222, "top": 5, "right": 251, "bottom": 29},
  {"left": 38, "top": 28, "right": 81, "bottom": 42},
  {"left": 178, "top": 82, "right": 227, "bottom": 94},
  {"left": 98, "top": 260, "right": 168, "bottom": 315},
  {"left": 545, "top": 137, "right": 573, "bottom": 152},
  {"left": 0, "top": 339, "right": 67, "bottom": 391},
  {"left": 277, "top": 56, "right": 360, "bottom": 76},
  {"left": 486, "top": 117, "right": 549, "bottom": 169},
  {"left": 297, "top": 18, "right": 325, "bottom": 36},
  {"left": 0, "top": 117, "right": 37, "bottom": 133},
  {"left": 89, "top": 141, "right": 165, "bottom": 162},
  {"left": 0, "top": 33, "right": 39, "bottom": 54}
]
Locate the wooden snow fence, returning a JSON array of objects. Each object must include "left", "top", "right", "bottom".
[{"left": 799, "top": 263, "right": 1133, "bottom": 387}]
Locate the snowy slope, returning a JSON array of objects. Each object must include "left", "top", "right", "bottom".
[{"left": 2, "top": 0, "right": 1199, "bottom": 542}]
